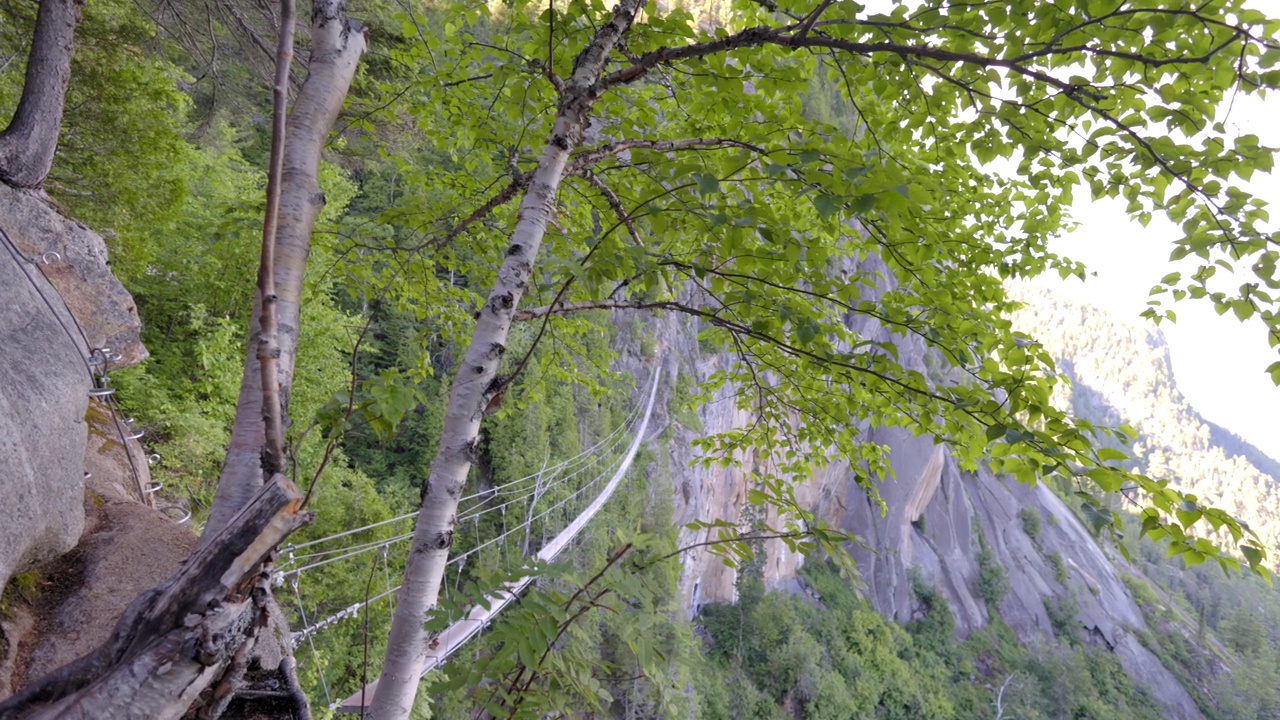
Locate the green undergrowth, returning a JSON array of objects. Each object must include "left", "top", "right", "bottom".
[
  {"left": 694, "top": 559, "right": 1162, "bottom": 720},
  {"left": 1119, "top": 541, "right": 1280, "bottom": 720},
  {"left": 0, "top": 570, "right": 41, "bottom": 621}
]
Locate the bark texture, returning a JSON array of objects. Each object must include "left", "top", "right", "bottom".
[
  {"left": 0, "top": 0, "right": 84, "bottom": 188},
  {"left": 256, "top": 0, "right": 296, "bottom": 478},
  {"left": 367, "top": 2, "right": 648, "bottom": 717},
  {"left": 202, "top": 0, "right": 367, "bottom": 544},
  {"left": 0, "top": 475, "right": 310, "bottom": 719}
]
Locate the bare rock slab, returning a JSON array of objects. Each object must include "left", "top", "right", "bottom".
[
  {"left": 0, "top": 233, "right": 90, "bottom": 590},
  {"left": 0, "top": 185, "right": 146, "bottom": 367}
]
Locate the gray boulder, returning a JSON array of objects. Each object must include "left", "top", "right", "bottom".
[
  {"left": 0, "top": 230, "right": 90, "bottom": 587},
  {"left": 0, "top": 185, "right": 147, "bottom": 589},
  {"left": 0, "top": 185, "right": 146, "bottom": 367}
]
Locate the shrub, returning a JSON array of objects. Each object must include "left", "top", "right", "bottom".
[
  {"left": 907, "top": 569, "right": 957, "bottom": 659},
  {"left": 1045, "top": 595, "right": 1080, "bottom": 643},
  {"left": 1048, "top": 552, "right": 1069, "bottom": 584},
  {"left": 977, "top": 547, "right": 1011, "bottom": 610},
  {"left": 670, "top": 371, "right": 703, "bottom": 432},
  {"left": 1020, "top": 508, "right": 1042, "bottom": 540},
  {"left": 0, "top": 570, "right": 41, "bottom": 618}
]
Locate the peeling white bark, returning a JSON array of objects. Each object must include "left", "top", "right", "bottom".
[
  {"left": 255, "top": 0, "right": 297, "bottom": 480},
  {"left": 338, "top": 369, "right": 660, "bottom": 714},
  {"left": 367, "top": 1, "right": 649, "bottom": 717},
  {"left": 202, "top": 0, "right": 367, "bottom": 543}
]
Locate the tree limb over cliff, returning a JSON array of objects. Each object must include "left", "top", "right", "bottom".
[
  {"left": 0, "top": 0, "right": 84, "bottom": 188},
  {"left": 359, "top": 0, "right": 1279, "bottom": 712}
]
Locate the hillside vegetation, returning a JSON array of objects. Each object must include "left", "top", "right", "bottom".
[
  {"left": 1009, "top": 281, "right": 1280, "bottom": 554},
  {"left": 2, "top": 0, "right": 1280, "bottom": 717}
]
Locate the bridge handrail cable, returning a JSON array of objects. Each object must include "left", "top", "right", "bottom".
[
  {"left": 332, "top": 365, "right": 662, "bottom": 713},
  {"left": 280, "top": 395, "right": 645, "bottom": 557}
]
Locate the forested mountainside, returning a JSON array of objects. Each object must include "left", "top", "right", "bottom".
[
  {"left": 2, "top": 0, "right": 1280, "bottom": 718},
  {"left": 1008, "top": 282, "right": 1280, "bottom": 554},
  {"left": 663, "top": 278, "right": 1280, "bottom": 720}
]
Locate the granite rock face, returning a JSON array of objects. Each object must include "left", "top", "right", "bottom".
[
  {"left": 624, "top": 252, "right": 1206, "bottom": 720},
  {"left": 0, "top": 185, "right": 147, "bottom": 590},
  {"left": 0, "top": 226, "right": 91, "bottom": 588},
  {"left": 0, "top": 185, "right": 146, "bottom": 367},
  {"left": 842, "top": 435, "right": 1203, "bottom": 720}
]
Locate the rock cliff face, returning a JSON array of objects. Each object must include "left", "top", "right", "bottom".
[
  {"left": 844, "top": 434, "right": 1202, "bottom": 720},
  {"left": 0, "top": 185, "right": 147, "bottom": 367},
  {"left": 0, "top": 186, "right": 185, "bottom": 699},
  {"left": 0, "top": 230, "right": 89, "bottom": 593},
  {"left": 0, "top": 186, "right": 147, "bottom": 601},
  {"left": 648, "top": 360, "right": 1202, "bottom": 719},
  {"left": 631, "top": 262, "right": 1213, "bottom": 720}
]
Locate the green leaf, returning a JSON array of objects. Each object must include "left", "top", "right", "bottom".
[
  {"left": 1242, "top": 544, "right": 1265, "bottom": 569},
  {"left": 850, "top": 194, "right": 878, "bottom": 213},
  {"left": 843, "top": 165, "right": 872, "bottom": 180},
  {"left": 1176, "top": 507, "right": 1202, "bottom": 529},
  {"left": 1096, "top": 447, "right": 1128, "bottom": 463},
  {"left": 1086, "top": 467, "right": 1123, "bottom": 493},
  {"left": 694, "top": 172, "right": 720, "bottom": 196},
  {"left": 813, "top": 194, "right": 841, "bottom": 218},
  {"left": 1079, "top": 501, "right": 1114, "bottom": 535}
]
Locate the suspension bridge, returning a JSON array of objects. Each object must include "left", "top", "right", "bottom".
[
  {"left": 4, "top": 213, "right": 666, "bottom": 713},
  {"left": 273, "top": 366, "right": 662, "bottom": 713}
]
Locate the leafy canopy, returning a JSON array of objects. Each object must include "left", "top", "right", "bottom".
[{"left": 331, "top": 0, "right": 1280, "bottom": 573}]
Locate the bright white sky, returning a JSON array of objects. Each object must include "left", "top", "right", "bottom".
[
  {"left": 1048, "top": 184, "right": 1279, "bottom": 462},
  {"left": 1043, "top": 32, "right": 1280, "bottom": 462}
]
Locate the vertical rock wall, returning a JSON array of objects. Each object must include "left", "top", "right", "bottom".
[
  {"left": 0, "top": 185, "right": 146, "bottom": 589},
  {"left": 0, "top": 237, "right": 89, "bottom": 588},
  {"left": 630, "top": 252, "right": 1207, "bottom": 720}
]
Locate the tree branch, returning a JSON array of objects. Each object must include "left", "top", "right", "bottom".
[
  {"left": 578, "top": 170, "right": 643, "bottom": 246},
  {"left": 568, "top": 137, "right": 769, "bottom": 170},
  {"left": 512, "top": 298, "right": 663, "bottom": 321},
  {"left": 597, "top": 16, "right": 1267, "bottom": 251},
  {"left": 795, "top": 0, "right": 835, "bottom": 41},
  {"left": 0, "top": 0, "right": 85, "bottom": 187},
  {"left": 641, "top": 531, "right": 818, "bottom": 567},
  {"left": 255, "top": 0, "right": 295, "bottom": 477}
]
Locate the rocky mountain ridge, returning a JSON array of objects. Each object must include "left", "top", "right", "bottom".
[
  {"left": 1008, "top": 280, "right": 1280, "bottom": 555},
  {"left": 643, "top": 273, "right": 1280, "bottom": 720}
]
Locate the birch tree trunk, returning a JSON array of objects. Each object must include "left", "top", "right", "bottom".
[
  {"left": 0, "top": 3, "right": 364, "bottom": 718},
  {"left": 0, "top": 0, "right": 84, "bottom": 188},
  {"left": 368, "top": 1, "right": 648, "bottom": 716},
  {"left": 201, "top": 0, "right": 367, "bottom": 544},
  {"left": 255, "top": 0, "right": 297, "bottom": 480}
]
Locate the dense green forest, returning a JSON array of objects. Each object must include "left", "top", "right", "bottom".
[{"left": 3, "top": 0, "right": 1280, "bottom": 717}]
